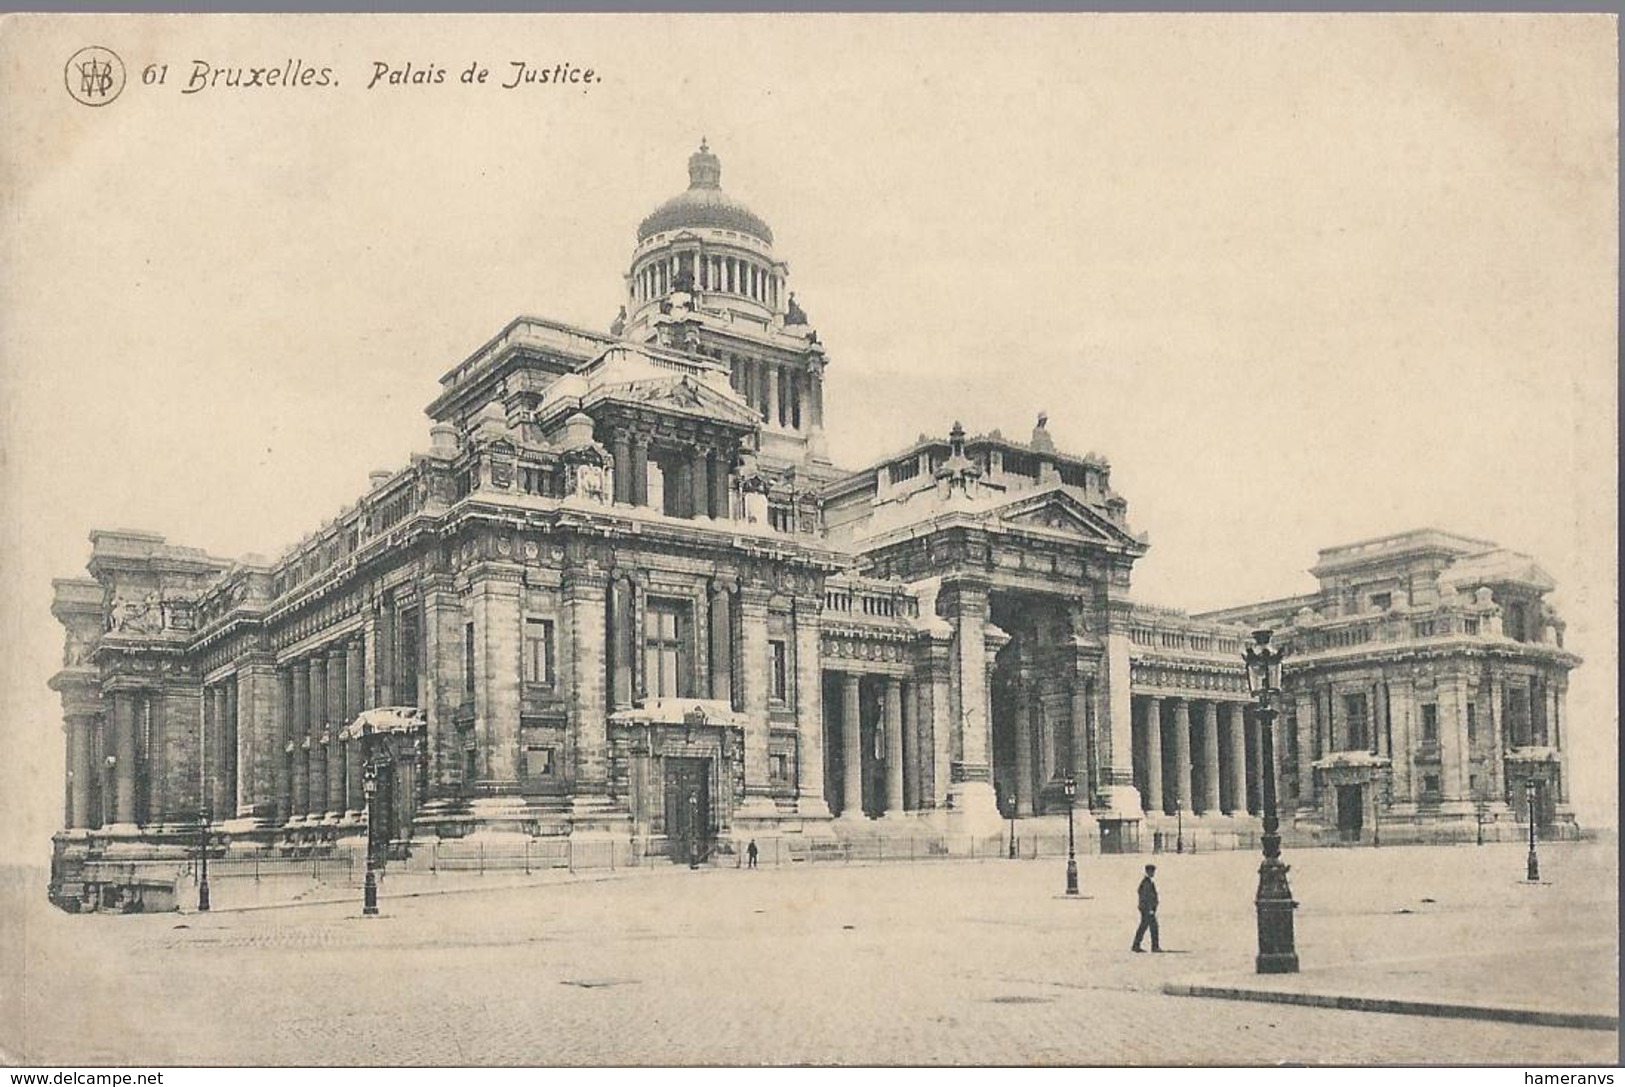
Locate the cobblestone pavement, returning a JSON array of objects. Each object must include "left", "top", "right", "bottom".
[{"left": 2, "top": 840, "right": 1616, "bottom": 1066}]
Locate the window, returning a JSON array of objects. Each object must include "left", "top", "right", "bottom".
[
  {"left": 523, "top": 746, "right": 556, "bottom": 778},
  {"left": 396, "top": 606, "right": 420, "bottom": 706},
  {"left": 1421, "top": 703, "right": 1439, "bottom": 744},
  {"left": 1343, "top": 693, "right": 1369, "bottom": 750},
  {"left": 768, "top": 504, "right": 793, "bottom": 533},
  {"left": 889, "top": 458, "right": 920, "bottom": 484},
  {"left": 464, "top": 622, "right": 476, "bottom": 697},
  {"left": 770, "top": 753, "right": 790, "bottom": 783},
  {"left": 1422, "top": 773, "right": 1441, "bottom": 797},
  {"left": 769, "top": 640, "right": 788, "bottom": 702},
  {"left": 1466, "top": 703, "right": 1477, "bottom": 744},
  {"left": 1370, "top": 592, "right": 1391, "bottom": 611},
  {"left": 644, "top": 598, "right": 692, "bottom": 699},
  {"left": 519, "top": 466, "right": 553, "bottom": 497},
  {"left": 523, "top": 618, "right": 555, "bottom": 686}
]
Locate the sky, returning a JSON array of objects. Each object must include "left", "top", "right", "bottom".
[{"left": 0, "top": 13, "right": 1616, "bottom": 865}]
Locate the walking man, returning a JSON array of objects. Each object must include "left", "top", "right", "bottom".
[
  {"left": 746, "top": 838, "right": 759, "bottom": 869},
  {"left": 1132, "top": 863, "right": 1162, "bottom": 952}
]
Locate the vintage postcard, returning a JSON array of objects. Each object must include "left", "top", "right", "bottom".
[{"left": 0, "top": 12, "right": 1616, "bottom": 1069}]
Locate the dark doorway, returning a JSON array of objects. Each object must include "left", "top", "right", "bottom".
[
  {"left": 663, "top": 757, "right": 712, "bottom": 863},
  {"left": 1336, "top": 784, "right": 1364, "bottom": 842}
]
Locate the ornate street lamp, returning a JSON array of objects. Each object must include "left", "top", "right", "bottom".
[
  {"left": 1063, "top": 775, "right": 1079, "bottom": 896},
  {"left": 1243, "top": 629, "right": 1299, "bottom": 974},
  {"left": 687, "top": 791, "right": 700, "bottom": 870},
  {"left": 197, "top": 806, "right": 211, "bottom": 912},
  {"left": 1525, "top": 778, "right": 1540, "bottom": 882},
  {"left": 362, "top": 760, "right": 380, "bottom": 916}
]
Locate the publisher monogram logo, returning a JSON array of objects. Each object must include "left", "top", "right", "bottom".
[{"left": 65, "top": 46, "right": 125, "bottom": 106}]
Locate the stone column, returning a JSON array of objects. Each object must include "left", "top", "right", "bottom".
[
  {"left": 610, "top": 575, "right": 635, "bottom": 710},
  {"left": 308, "top": 655, "right": 328, "bottom": 817},
  {"left": 1293, "top": 691, "right": 1315, "bottom": 807},
  {"left": 630, "top": 436, "right": 649, "bottom": 508},
  {"left": 710, "top": 449, "right": 731, "bottom": 520},
  {"left": 941, "top": 578, "right": 997, "bottom": 826},
  {"left": 1199, "top": 700, "right": 1221, "bottom": 814},
  {"left": 766, "top": 364, "right": 780, "bottom": 427},
  {"left": 1171, "top": 698, "right": 1192, "bottom": 817},
  {"left": 810, "top": 365, "right": 825, "bottom": 429},
  {"left": 327, "top": 647, "right": 347, "bottom": 817},
  {"left": 1013, "top": 680, "right": 1034, "bottom": 817},
  {"left": 688, "top": 445, "right": 708, "bottom": 520},
  {"left": 291, "top": 660, "right": 310, "bottom": 819},
  {"left": 792, "top": 595, "right": 830, "bottom": 817},
  {"left": 1245, "top": 710, "right": 1262, "bottom": 814},
  {"left": 1070, "top": 650, "right": 1096, "bottom": 797},
  {"left": 611, "top": 430, "right": 632, "bottom": 505},
  {"left": 345, "top": 637, "right": 364, "bottom": 721},
  {"left": 709, "top": 582, "right": 733, "bottom": 705},
  {"left": 201, "top": 684, "right": 216, "bottom": 815},
  {"left": 738, "top": 586, "right": 773, "bottom": 804},
  {"left": 275, "top": 668, "right": 293, "bottom": 822},
  {"left": 1098, "top": 601, "right": 1141, "bottom": 814},
  {"left": 1142, "top": 695, "right": 1164, "bottom": 814},
  {"left": 111, "top": 690, "right": 137, "bottom": 826},
  {"left": 921, "top": 636, "right": 953, "bottom": 810},
  {"left": 565, "top": 568, "right": 609, "bottom": 793},
  {"left": 1227, "top": 703, "right": 1248, "bottom": 815},
  {"left": 68, "top": 713, "right": 94, "bottom": 829},
  {"left": 147, "top": 690, "right": 169, "bottom": 822},
  {"left": 1486, "top": 669, "right": 1506, "bottom": 800},
  {"left": 471, "top": 564, "right": 523, "bottom": 787},
  {"left": 224, "top": 680, "right": 240, "bottom": 817},
  {"left": 840, "top": 672, "right": 863, "bottom": 817},
  {"left": 884, "top": 676, "right": 905, "bottom": 815}
]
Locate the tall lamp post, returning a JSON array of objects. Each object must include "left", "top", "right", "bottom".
[
  {"left": 362, "top": 745, "right": 394, "bottom": 917},
  {"left": 688, "top": 791, "right": 700, "bottom": 870},
  {"left": 1524, "top": 778, "right": 1541, "bottom": 882},
  {"left": 1244, "top": 629, "right": 1299, "bottom": 974},
  {"left": 1063, "top": 775, "right": 1079, "bottom": 896},
  {"left": 197, "top": 806, "right": 211, "bottom": 912}
]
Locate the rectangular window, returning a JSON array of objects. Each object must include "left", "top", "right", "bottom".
[
  {"left": 464, "top": 622, "right": 476, "bottom": 697},
  {"left": 1421, "top": 703, "right": 1439, "bottom": 744},
  {"left": 769, "top": 640, "right": 788, "bottom": 703},
  {"left": 768, "top": 504, "right": 793, "bottom": 533},
  {"left": 1422, "top": 773, "right": 1441, "bottom": 797},
  {"left": 523, "top": 618, "right": 555, "bottom": 686},
  {"left": 1370, "top": 592, "right": 1391, "bottom": 611},
  {"left": 770, "top": 753, "right": 790, "bottom": 783},
  {"left": 1466, "top": 702, "right": 1477, "bottom": 744},
  {"left": 523, "top": 746, "right": 556, "bottom": 778},
  {"left": 1342, "top": 693, "right": 1369, "bottom": 750},
  {"left": 643, "top": 598, "right": 692, "bottom": 699},
  {"left": 396, "top": 606, "right": 420, "bottom": 706}
]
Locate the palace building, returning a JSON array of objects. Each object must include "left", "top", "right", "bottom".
[{"left": 47, "top": 143, "right": 1581, "bottom": 907}]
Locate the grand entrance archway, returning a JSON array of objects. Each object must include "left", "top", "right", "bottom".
[{"left": 989, "top": 591, "right": 1082, "bottom": 817}]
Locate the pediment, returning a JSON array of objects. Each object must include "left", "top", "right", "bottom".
[
  {"left": 594, "top": 374, "right": 760, "bottom": 428},
  {"left": 992, "top": 490, "right": 1146, "bottom": 553}
]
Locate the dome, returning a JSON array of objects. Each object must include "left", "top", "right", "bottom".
[{"left": 636, "top": 141, "right": 774, "bottom": 246}]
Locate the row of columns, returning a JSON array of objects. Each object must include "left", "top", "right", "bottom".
[
  {"left": 607, "top": 431, "right": 732, "bottom": 520},
  {"left": 830, "top": 672, "right": 913, "bottom": 818},
  {"left": 632, "top": 252, "right": 783, "bottom": 311},
  {"left": 276, "top": 636, "right": 367, "bottom": 823},
  {"left": 728, "top": 356, "right": 822, "bottom": 432},
  {"left": 1135, "top": 695, "right": 1260, "bottom": 817}
]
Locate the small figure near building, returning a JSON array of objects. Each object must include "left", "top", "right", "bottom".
[
  {"left": 1132, "top": 863, "right": 1162, "bottom": 953},
  {"left": 746, "top": 839, "right": 759, "bottom": 869}
]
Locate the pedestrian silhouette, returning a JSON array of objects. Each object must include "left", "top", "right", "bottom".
[
  {"left": 1132, "top": 863, "right": 1162, "bottom": 952},
  {"left": 746, "top": 838, "right": 759, "bottom": 869}
]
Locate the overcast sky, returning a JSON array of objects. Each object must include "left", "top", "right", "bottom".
[{"left": 1, "top": 14, "right": 1615, "bottom": 864}]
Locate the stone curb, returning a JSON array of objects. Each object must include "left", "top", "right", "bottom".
[
  {"left": 179, "top": 867, "right": 651, "bottom": 915},
  {"left": 1162, "top": 982, "right": 1619, "bottom": 1033}
]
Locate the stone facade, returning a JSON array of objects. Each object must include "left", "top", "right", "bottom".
[{"left": 46, "top": 145, "right": 1582, "bottom": 907}]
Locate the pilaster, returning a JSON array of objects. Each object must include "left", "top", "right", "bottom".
[
  {"left": 792, "top": 594, "right": 830, "bottom": 817},
  {"left": 564, "top": 567, "right": 609, "bottom": 793}
]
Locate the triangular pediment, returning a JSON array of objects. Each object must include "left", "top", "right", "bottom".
[
  {"left": 593, "top": 373, "right": 761, "bottom": 428},
  {"left": 991, "top": 489, "right": 1147, "bottom": 553}
]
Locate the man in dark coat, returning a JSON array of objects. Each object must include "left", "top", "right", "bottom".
[{"left": 1132, "top": 863, "right": 1162, "bottom": 952}]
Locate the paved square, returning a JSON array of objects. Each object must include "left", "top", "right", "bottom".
[{"left": 2, "top": 840, "right": 1616, "bottom": 1065}]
